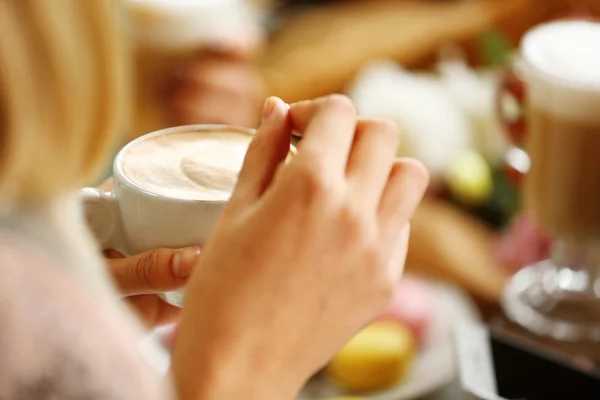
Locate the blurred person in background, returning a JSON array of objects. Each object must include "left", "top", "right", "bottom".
[
  {"left": 126, "top": 0, "right": 268, "bottom": 138},
  {"left": 0, "top": 1, "right": 427, "bottom": 400}
]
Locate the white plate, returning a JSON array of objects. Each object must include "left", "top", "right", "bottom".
[
  {"left": 300, "top": 282, "right": 480, "bottom": 400},
  {"left": 139, "top": 281, "right": 480, "bottom": 400}
]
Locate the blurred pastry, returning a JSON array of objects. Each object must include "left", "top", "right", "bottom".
[{"left": 327, "top": 321, "right": 416, "bottom": 392}]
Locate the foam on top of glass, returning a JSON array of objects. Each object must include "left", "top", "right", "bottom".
[{"left": 522, "top": 20, "right": 600, "bottom": 90}]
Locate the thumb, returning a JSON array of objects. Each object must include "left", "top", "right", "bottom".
[{"left": 107, "top": 247, "right": 201, "bottom": 296}]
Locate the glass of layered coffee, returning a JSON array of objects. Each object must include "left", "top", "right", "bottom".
[{"left": 502, "top": 20, "right": 600, "bottom": 341}]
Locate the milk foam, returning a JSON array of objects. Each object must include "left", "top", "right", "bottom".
[
  {"left": 523, "top": 21, "right": 600, "bottom": 87},
  {"left": 522, "top": 21, "right": 600, "bottom": 122},
  {"left": 121, "top": 131, "right": 253, "bottom": 201}
]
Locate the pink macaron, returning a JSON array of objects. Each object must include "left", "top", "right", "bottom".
[{"left": 378, "top": 274, "right": 434, "bottom": 347}]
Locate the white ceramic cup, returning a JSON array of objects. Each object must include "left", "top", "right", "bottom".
[{"left": 81, "top": 124, "right": 294, "bottom": 307}]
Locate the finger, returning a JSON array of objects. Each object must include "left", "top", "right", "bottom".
[
  {"left": 104, "top": 249, "right": 124, "bottom": 259},
  {"left": 289, "top": 97, "right": 353, "bottom": 135},
  {"left": 347, "top": 118, "right": 400, "bottom": 210},
  {"left": 387, "top": 224, "right": 411, "bottom": 284},
  {"left": 109, "top": 247, "right": 201, "bottom": 296},
  {"left": 231, "top": 96, "right": 291, "bottom": 203},
  {"left": 288, "top": 95, "right": 357, "bottom": 175},
  {"left": 126, "top": 295, "right": 181, "bottom": 327},
  {"left": 378, "top": 159, "right": 429, "bottom": 240}
]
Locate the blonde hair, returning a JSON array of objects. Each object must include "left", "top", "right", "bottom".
[{"left": 0, "top": 0, "right": 129, "bottom": 207}]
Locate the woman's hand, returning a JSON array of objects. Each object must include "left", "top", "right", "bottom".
[
  {"left": 105, "top": 247, "right": 200, "bottom": 328},
  {"left": 172, "top": 95, "right": 429, "bottom": 400},
  {"left": 97, "top": 179, "right": 201, "bottom": 328}
]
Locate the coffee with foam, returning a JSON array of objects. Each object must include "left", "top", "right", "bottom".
[
  {"left": 122, "top": 129, "right": 254, "bottom": 201},
  {"left": 521, "top": 21, "right": 600, "bottom": 239},
  {"left": 83, "top": 126, "right": 295, "bottom": 308}
]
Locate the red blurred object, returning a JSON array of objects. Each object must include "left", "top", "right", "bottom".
[
  {"left": 493, "top": 214, "right": 552, "bottom": 273},
  {"left": 504, "top": 163, "right": 524, "bottom": 187},
  {"left": 496, "top": 68, "right": 527, "bottom": 146}
]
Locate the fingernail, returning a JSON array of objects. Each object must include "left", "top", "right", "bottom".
[
  {"left": 171, "top": 247, "right": 201, "bottom": 279},
  {"left": 262, "top": 97, "right": 276, "bottom": 119},
  {"left": 103, "top": 249, "right": 124, "bottom": 259}
]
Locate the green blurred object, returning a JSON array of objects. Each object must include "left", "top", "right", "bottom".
[
  {"left": 450, "top": 163, "right": 520, "bottom": 231},
  {"left": 479, "top": 29, "right": 514, "bottom": 67},
  {"left": 489, "top": 164, "right": 520, "bottom": 223},
  {"left": 444, "top": 153, "right": 520, "bottom": 231},
  {"left": 446, "top": 150, "right": 494, "bottom": 207}
]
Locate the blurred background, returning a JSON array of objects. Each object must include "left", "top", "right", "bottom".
[{"left": 122, "top": 0, "right": 600, "bottom": 398}]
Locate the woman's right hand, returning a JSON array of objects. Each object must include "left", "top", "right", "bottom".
[{"left": 172, "top": 95, "right": 429, "bottom": 400}]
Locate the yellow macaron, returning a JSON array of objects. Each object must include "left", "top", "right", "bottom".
[{"left": 327, "top": 321, "right": 416, "bottom": 392}]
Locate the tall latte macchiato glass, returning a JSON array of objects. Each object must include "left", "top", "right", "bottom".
[
  {"left": 82, "top": 125, "right": 295, "bottom": 307},
  {"left": 500, "top": 20, "right": 600, "bottom": 341}
]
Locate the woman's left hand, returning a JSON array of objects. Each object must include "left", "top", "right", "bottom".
[
  {"left": 97, "top": 179, "right": 200, "bottom": 328},
  {"left": 105, "top": 247, "right": 200, "bottom": 328}
]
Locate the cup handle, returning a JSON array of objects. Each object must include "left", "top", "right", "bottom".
[
  {"left": 80, "top": 188, "right": 126, "bottom": 253},
  {"left": 496, "top": 55, "right": 527, "bottom": 146}
]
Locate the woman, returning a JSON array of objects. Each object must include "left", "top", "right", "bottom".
[{"left": 0, "top": 2, "right": 428, "bottom": 400}]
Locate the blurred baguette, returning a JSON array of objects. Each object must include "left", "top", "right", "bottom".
[
  {"left": 260, "top": 0, "right": 537, "bottom": 102},
  {"left": 406, "top": 198, "right": 508, "bottom": 303}
]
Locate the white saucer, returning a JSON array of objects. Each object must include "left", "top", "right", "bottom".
[{"left": 300, "top": 282, "right": 480, "bottom": 400}]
